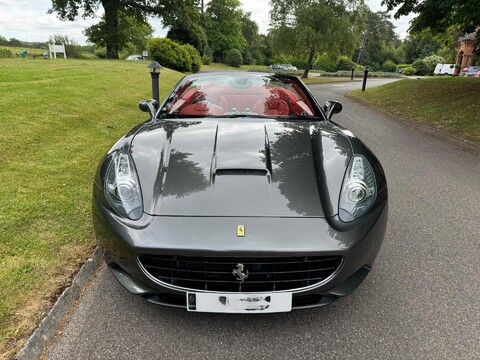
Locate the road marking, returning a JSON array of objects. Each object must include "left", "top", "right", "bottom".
[{"left": 332, "top": 85, "right": 345, "bottom": 87}]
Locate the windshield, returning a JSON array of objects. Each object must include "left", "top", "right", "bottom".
[{"left": 163, "top": 73, "right": 317, "bottom": 119}]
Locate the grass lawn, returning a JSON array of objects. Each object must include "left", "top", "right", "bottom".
[
  {"left": 350, "top": 77, "right": 480, "bottom": 144},
  {"left": 0, "top": 46, "right": 46, "bottom": 56},
  {"left": 0, "top": 58, "right": 183, "bottom": 358}
]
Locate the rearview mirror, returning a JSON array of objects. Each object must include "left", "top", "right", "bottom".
[
  {"left": 324, "top": 100, "right": 343, "bottom": 121},
  {"left": 139, "top": 99, "right": 159, "bottom": 118}
]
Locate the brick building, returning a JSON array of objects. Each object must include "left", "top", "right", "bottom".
[{"left": 456, "top": 32, "right": 477, "bottom": 74}]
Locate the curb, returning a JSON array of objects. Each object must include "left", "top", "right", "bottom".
[{"left": 16, "top": 248, "right": 103, "bottom": 360}]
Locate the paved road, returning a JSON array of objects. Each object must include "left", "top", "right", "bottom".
[{"left": 44, "top": 80, "right": 479, "bottom": 360}]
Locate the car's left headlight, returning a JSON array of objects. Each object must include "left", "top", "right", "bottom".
[
  {"left": 339, "top": 155, "right": 377, "bottom": 222},
  {"left": 104, "top": 151, "right": 143, "bottom": 220}
]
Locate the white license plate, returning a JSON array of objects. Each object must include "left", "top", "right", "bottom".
[{"left": 186, "top": 292, "right": 292, "bottom": 313}]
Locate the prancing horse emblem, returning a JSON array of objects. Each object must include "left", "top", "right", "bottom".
[{"left": 232, "top": 263, "right": 249, "bottom": 282}]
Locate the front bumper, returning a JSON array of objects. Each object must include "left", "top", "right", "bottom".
[{"left": 93, "top": 185, "right": 388, "bottom": 310}]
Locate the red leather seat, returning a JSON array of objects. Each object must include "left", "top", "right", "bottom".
[
  {"left": 253, "top": 98, "right": 290, "bottom": 116},
  {"left": 180, "top": 101, "right": 225, "bottom": 116}
]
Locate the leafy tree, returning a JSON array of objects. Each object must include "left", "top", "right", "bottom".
[
  {"left": 270, "top": 0, "right": 366, "bottom": 78},
  {"left": 403, "top": 34, "right": 441, "bottom": 63},
  {"left": 84, "top": 11, "right": 153, "bottom": 56},
  {"left": 382, "top": 0, "right": 480, "bottom": 34},
  {"left": 353, "top": 11, "right": 404, "bottom": 70},
  {"left": 166, "top": 1, "right": 207, "bottom": 53},
  {"left": 205, "top": 0, "right": 245, "bottom": 62},
  {"left": 0, "top": 35, "right": 8, "bottom": 46},
  {"left": 49, "top": 0, "right": 190, "bottom": 59},
  {"left": 241, "top": 12, "right": 264, "bottom": 65}
]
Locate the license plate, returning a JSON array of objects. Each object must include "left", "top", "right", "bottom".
[{"left": 186, "top": 292, "right": 292, "bottom": 313}]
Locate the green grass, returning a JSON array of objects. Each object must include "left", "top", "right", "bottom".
[
  {"left": 0, "top": 58, "right": 183, "bottom": 358},
  {"left": 350, "top": 77, "right": 480, "bottom": 144},
  {"left": 0, "top": 46, "right": 46, "bottom": 56}
]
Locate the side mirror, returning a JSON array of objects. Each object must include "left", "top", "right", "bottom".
[
  {"left": 139, "top": 99, "right": 159, "bottom": 118},
  {"left": 323, "top": 100, "right": 343, "bottom": 121}
]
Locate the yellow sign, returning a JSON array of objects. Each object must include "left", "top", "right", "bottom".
[{"left": 237, "top": 225, "right": 245, "bottom": 237}]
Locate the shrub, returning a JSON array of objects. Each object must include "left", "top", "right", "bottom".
[
  {"left": 0, "top": 48, "right": 13, "bottom": 58},
  {"left": 396, "top": 64, "right": 411, "bottom": 71},
  {"left": 336, "top": 56, "right": 356, "bottom": 71},
  {"left": 422, "top": 54, "right": 445, "bottom": 75},
  {"left": 411, "top": 59, "right": 429, "bottom": 76},
  {"left": 182, "top": 44, "right": 201, "bottom": 73},
  {"left": 403, "top": 66, "right": 416, "bottom": 76},
  {"left": 382, "top": 60, "right": 397, "bottom": 72},
  {"left": 202, "top": 54, "right": 211, "bottom": 65},
  {"left": 147, "top": 37, "right": 192, "bottom": 72},
  {"left": 313, "top": 53, "right": 337, "bottom": 72},
  {"left": 225, "top": 48, "right": 243, "bottom": 67}
]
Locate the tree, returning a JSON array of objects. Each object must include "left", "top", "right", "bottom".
[
  {"left": 270, "top": 0, "right": 366, "bottom": 78},
  {"left": 49, "top": 0, "right": 190, "bottom": 59},
  {"left": 241, "top": 12, "right": 263, "bottom": 65},
  {"left": 382, "top": 0, "right": 480, "bottom": 34},
  {"left": 353, "top": 11, "right": 404, "bottom": 70},
  {"left": 205, "top": 0, "right": 245, "bottom": 62},
  {"left": 84, "top": 11, "right": 153, "bottom": 56},
  {"left": 403, "top": 33, "right": 441, "bottom": 63},
  {"left": 165, "top": 2, "right": 207, "bottom": 53}
]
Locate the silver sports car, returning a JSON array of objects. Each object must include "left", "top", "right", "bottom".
[{"left": 92, "top": 72, "right": 388, "bottom": 313}]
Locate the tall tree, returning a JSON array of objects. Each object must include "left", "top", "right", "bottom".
[
  {"left": 205, "top": 0, "right": 246, "bottom": 62},
  {"left": 403, "top": 33, "right": 441, "bottom": 63},
  {"left": 270, "top": 0, "right": 366, "bottom": 78},
  {"left": 84, "top": 11, "right": 153, "bottom": 55},
  {"left": 382, "top": 0, "right": 480, "bottom": 34},
  {"left": 241, "top": 12, "right": 264, "bottom": 64},
  {"left": 165, "top": 0, "right": 207, "bottom": 53},
  {"left": 49, "top": 0, "right": 188, "bottom": 59},
  {"left": 354, "top": 11, "right": 404, "bottom": 69}
]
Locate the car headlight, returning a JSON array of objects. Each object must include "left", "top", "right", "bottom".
[
  {"left": 104, "top": 152, "right": 143, "bottom": 220},
  {"left": 339, "top": 155, "right": 377, "bottom": 222}
]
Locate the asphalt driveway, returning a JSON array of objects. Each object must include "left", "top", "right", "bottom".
[{"left": 41, "top": 80, "right": 479, "bottom": 360}]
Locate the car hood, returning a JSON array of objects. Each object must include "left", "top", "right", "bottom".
[{"left": 130, "top": 118, "right": 352, "bottom": 217}]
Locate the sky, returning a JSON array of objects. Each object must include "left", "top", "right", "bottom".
[{"left": 0, "top": 0, "right": 415, "bottom": 45}]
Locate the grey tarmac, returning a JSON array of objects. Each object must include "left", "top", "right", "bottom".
[{"left": 42, "top": 79, "right": 480, "bottom": 360}]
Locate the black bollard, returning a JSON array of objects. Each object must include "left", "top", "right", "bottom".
[
  {"left": 351, "top": 66, "right": 355, "bottom": 81},
  {"left": 362, "top": 65, "right": 369, "bottom": 91}
]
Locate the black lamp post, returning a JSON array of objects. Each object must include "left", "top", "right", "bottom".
[
  {"left": 147, "top": 61, "right": 162, "bottom": 103},
  {"left": 362, "top": 65, "right": 369, "bottom": 92}
]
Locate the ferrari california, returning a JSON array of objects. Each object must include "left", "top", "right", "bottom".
[{"left": 92, "top": 72, "right": 388, "bottom": 313}]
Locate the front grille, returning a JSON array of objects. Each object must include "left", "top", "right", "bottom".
[{"left": 138, "top": 255, "right": 342, "bottom": 292}]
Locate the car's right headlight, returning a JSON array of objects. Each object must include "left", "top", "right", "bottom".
[
  {"left": 104, "top": 151, "right": 143, "bottom": 220},
  {"left": 338, "top": 155, "right": 377, "bottom": 222}
]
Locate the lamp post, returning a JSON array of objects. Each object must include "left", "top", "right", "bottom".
[
  {"left": 147, "top": 61, "right": 162, "bottom": 103},
  {"left": 362, "top": 65, "right": 369, "bottom": 92}
]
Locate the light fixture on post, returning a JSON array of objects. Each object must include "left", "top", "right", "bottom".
[{"left": 147, "top": 61, "right": 162, "bottom": 103}]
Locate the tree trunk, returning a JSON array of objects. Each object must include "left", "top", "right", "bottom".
[
  {"left": 102, "top": 0, "right": 120, "bottom": 59},
  {"left": 302, "top": 46, "right": 316, "bottom": 79}
]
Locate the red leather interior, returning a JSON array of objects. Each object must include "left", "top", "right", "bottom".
[{"left": 180, "top": 102, "right": 225, "bottom": 116}]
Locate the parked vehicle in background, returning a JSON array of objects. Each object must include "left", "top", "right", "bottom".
[
  {"left": 461, "top": 66, "right": 480, "bottom": 77},
  {"left": 434, "top": 63, "right": 455, "bottom": 76},
  {"left": 281, "top": 64, "right": 298, "bottom": 71},
  {"left": 268, "top": 64, "right": 298, "bottom": 71},
  {"left": 126, "top": 55, "right": 143, "bottom": 61}
]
